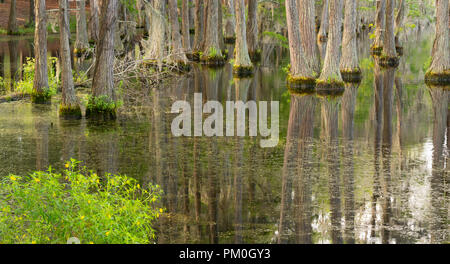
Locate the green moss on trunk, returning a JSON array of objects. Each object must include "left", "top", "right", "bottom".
[
  {"left": 59, "top": 105, "right": 82, "bottom": 120},
  {"left": 233, "top": 65, "right": 254, "bottom": 78},
  {"left": 224, "top": 36, "right": 236, "bottom": 44},
  {"left": 249, "top": 49, "right": 262, "bottom": 63},
  {"left": 425, "top": 70, "right": 450, "bottom": 85},
  {"left": 340, "top": 68, "right": 362, "bottom": 83},
  {"left": 379, "top": 55, "right": 400, "bottom": 68},
  {"left": 31, "top": 91, "right": 52, "bottom": 104}
]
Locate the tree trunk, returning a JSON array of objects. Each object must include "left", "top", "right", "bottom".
[
  {"left": 218, "top": 0, "right": 225, "bottom": 51},
  {"left": 88, "top": 0, "right": 118, "bottom": 119},
  {"left": 182, "top": 0, "right": 191, "bottom": 53},
  {"left": 395, "top": 0, "right": 406, "bottom": 49},
  {"left": 317, "top": 0, "right": 329, "bottom": 41},
  {"left": 427, "top": 0, "right": 450, "bottom": 76},
  {"left": 59, "top": 0, "right": 80, "bottom": 118},
  {"left": 285, "top": 0, "right": 315, "bottom": 82},
  {"left": 247, "top": 0, "right": 259, "bottom": 61},
  {"left": 89, "top": 0, "right": 100, "bottom": 43},
  {"left": 340, "top": 0, "right": 360, "bottom": 74},
  {"left": 383, "top": 0, "right": 396, "bottom": 58},
  {"left": 29, "top": 0, "right": 35, "bottom": 26},
  {"left": 224, "top": 0, "right": 235, "bottom": 41},
  {"left": 33, "top": 0, "right": 49, "bottom": 103},
  {"left": 298, "top": 0, "right": 320, "bottom": 74},
  {"left": 143, "top": 0, "right": 166, "bottom": 68},
  {"left": 318, "top": 0, "right": 344, "bottom": 86},
  {"left": 372, "top": 0, "right": 385, "bottom": 51},
  {"left": 233, "top": 0, "right": 252, "bottom": 74},
  {"left": 8, "top": 0, "right": 18, "bottom": 34},
  {"left": 201, "top": 0, "right": 224, "bottom": 64},
  {"left": 75, "top": 0, "right": 90, "bottom": 53},
  {"left": 168, "top": 0, "right": 188, "bottom": 64},
  {"left": 193, "top": 0, "right": 204, "bottom": 54}
]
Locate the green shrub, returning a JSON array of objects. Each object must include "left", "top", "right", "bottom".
[
  {"left": 15, "top": 57, "right": 58, "bottom": 97},
  {"left": 0, "top": 159, "right": 163, "bottom": 244}
]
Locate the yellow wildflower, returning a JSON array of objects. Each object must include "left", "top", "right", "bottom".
[
  {"left": 105, "top": 231, "right": 110, "bottom": 236},
  {"left": 10, "top": 176, "right": 16, "bottom": 181},
  {"left": 31, "top": 241, "right": 36, "bottom": 244},
  {"left": 80, "top": 215, "right": 85, "bottom": 220},
  {"left": 159, "top": 208, "right": 163, "bottom": 213},
  {"left": 34, "top": 178, "right": 40, "bottom": 183},
  {"left": 65, "top": 163, "right": 70, "bottom": 168}
]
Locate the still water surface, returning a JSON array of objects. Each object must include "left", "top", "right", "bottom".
[{"left": 0, "top": 32, "right": 447, "bottom": 244}]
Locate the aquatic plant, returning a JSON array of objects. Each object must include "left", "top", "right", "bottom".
[{"left": 0, "top": 159, "right": 163, "bottom": 244}]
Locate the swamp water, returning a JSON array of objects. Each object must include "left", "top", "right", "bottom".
[{"left": 0, "top": 32, "right": 448, "bottom": 244}]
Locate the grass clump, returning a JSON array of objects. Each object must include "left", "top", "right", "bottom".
[
  {"left": 59, "top": 104, "right": 82, "bottom": 120},
  {"left": 233, "top": 64, "right": 254, "bottom": 78},
  {"left": 0, "top": 159, "right": 163, "bottom": 244},
  {"left": 86, "top": 95, "right": 122, "bottom": 121},
  {"left": 200, "top": 47, "right": 226, "bottom": 66}
]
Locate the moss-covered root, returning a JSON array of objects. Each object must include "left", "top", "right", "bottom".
[
  {"left": 200, "top": 55, "right": 226, "bottom": 67},
  {"left": 287, "top": 75, "right": 316, "bottom": 95},
  {"left": 340, "top": 68, "right": 363, "bottom": 83},
  {"left": 233, "top": 64, "right": 254, "bottom": 78},
  {"left": 59, "top": 104, "right": 82, "bottom": 120},
  {"left": 316, "top": 80, "right": 345, "bottom": 95},
  {"left": 249, "top": 50, "right": 262, "bottom": 63},
  {"left": 379, "top": 56, "right": 400, "bottom": 68},
  {"left": 370, "top": 45, "right": 383, "bottom": 56},
  {"left": 85, "top": 107, "right": 117, "bottom": 121},
  {"left": 224, "top": 36, "right": 236, "bottom": 44},
  {"left": 85, "top": 96, "right": 119, "bottom": 121},
  {"left": 425, "top": 70, "right": 450, "bottom": 85},
  {"left": 31, "top": 91, "right": 52, "bottom": 104}
]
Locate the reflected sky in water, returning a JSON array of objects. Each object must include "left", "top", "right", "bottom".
[{"left": 0, "top": 29, "right": 448, "bottom": 244}]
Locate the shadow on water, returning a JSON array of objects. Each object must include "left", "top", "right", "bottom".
[{"left": 0, "top": 31, "right": 448, "bottom": 243}]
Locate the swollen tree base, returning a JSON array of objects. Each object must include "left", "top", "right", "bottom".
[
  {"left": 316, "top": 80, "right": 345, "bottom": 94},
  {"left": 379, "top": 56, "right": 400, "bottom": 68},
  {"left": 224, "top": 36, "right": 236, "bottom": 44},
  {"left": 425, "top": 70, "right": 450, "bottom": 85},
  {"left": 340, "top": 68, "right": 362, "bottom": 83},
  {"left": 370, "top": 45, "right": 383, "bottom": 56},
  {"left": 233, "top": 65, "right": 254, "bottom": 78},
  {"left": 59, "top": 105, "right": 82, "bottom": 120},
  {"left": 249, "top": 49, "right": 262, "bottom": 63},
  {"left": 85, "top": 107, "right": 117, "bottom": 121},
  {"left": 31, "top": 91, "right": 51, "bottom": 104},
  {"left": 315, "top": 87, "right": 345, "bottom": 97},
  {"left": 287, "top": 75, "right": 316, "bottom": 95},
  {"left": 200, "top": 55, "right": 226, "bottom": 67}
]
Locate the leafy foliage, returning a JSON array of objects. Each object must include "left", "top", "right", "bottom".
[{"left": 0, "top": 159, "right": 163, "bottom": 244}]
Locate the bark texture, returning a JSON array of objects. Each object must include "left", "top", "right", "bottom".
[
  {"left": 395, "top": 0, "right": 406, "bottom": 48},
  {"left": 75, "top": 0, "right": 90, "bottom": 52},
  {"left": 91, "top": 0, "right": 117, "bottom": 103},
  {"left": 8, "top": 0, "right": 18, "bottom": 34},
  {"left": 193, "top": 0, "right": 204, "bottom": 53},
  {"left": 285, "top": 0, "right": 315, "bottom": 81},
  {"left": 59, "top": 0, "right": 79, "bottom": 115},
  {"left": 318, "top": 0, "right": 344, "bottom": 85},
  {"left": 372, "top": 0, "right": 386, "bottom": 50},
  {"left": 89, "top": 0, "right": 100, "bottom": 43},
  {"left": 247, "top": 0, "right": 259, "bottom": 60},
  {"left": 234, "top": 0, "right": 252, "bottom": 69},
  {"left": 299, "top": 0, "right": 320, "bottom": 74},
  {"left": 317, "top": 0, "right": 329, "bottom": 41},
  {"left": 428, "top": 0, "right": 450, "bottom": 75},
  {"left": 224, "top": 0, "right": 236, "bottom": 40},
  {"left": 182, "top": 0, "right": 191, "bottom": 53},
  {"left": 383, "top": 0, "right": 397, "bottom": 57},
  {"left": 144, "top": 0, "right": 167, "bottom": 65},
  {"left": 340, "top": 0, "right": 359, "bottom": 72},
  {"left": 33, "top": 0, "right": 49, "bottom": 97},
  {"left": 202, "top": 0, "right": 223, "bottom": 62},
  {"left": 168, "top": 0, "right": 188, "bottom": 64}
]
